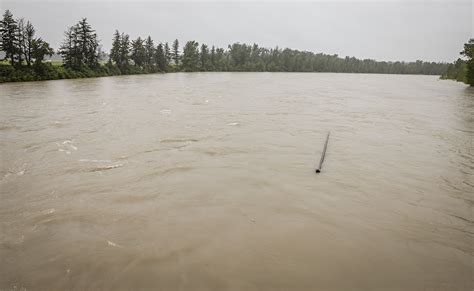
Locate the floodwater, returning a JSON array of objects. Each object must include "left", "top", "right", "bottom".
[{"left": 0, "top": 73, "right": 473, "bottom": 290}]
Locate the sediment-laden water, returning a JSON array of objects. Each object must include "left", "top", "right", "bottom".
[{"left": 1, "top": 73, "right": 473, "bottom": 290}]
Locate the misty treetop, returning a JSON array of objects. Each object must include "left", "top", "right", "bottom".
[{"left": 1, "top": 9, "right": 471, "bottom": 84}]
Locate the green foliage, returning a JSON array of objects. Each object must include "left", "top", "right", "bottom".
[
  {"left": 440, "top": 39, "right": 473, "bottom": 86},
  {"left": 31, "top": 38, "right": 54, "bottom": 65},
  {"left": 461, "top": 39, "right": 474, "bottom": 86},
  {"left": 440, "top": 58, "right": 467, "bottom": 83},
  {"left": 172, "top": 39, "right": 180, "bottom": 66},
  {"left": 59, "top": 18, "right": 100, "bottom": 69},
  {"left": 155, "top": 43, "right": 167, "bottom": 72},
  {"left": 1, "top": 10, "right": 18, "bottom": 66},
  {"left": 181, "top": 41, "right": 200, "bottom": 72},
  {"left": 131, "top": 37, "right": 146, "bottom": 67}
]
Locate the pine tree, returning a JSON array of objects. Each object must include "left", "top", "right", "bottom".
[
  {"left": 58, "top": 26, "right": 75, "bottom": 68},
  {"left": 16, "top": 18, "right": 25, "bottom": 65},
  {"left": 164, "top": 42, "right": 171, "bottom": 64},
  {"left": 461, "top": 39, "right": 474, "bottom": 86},
  {"left": 172, "top": 39, "right": 180, "bottom": 66},
  {"left": 131, "top": 37, "right": 145, "bottom": 67},
  {"left": 1, "top": 10, "right": 18, "bottom": 66},
  {"left": 155, "top": 43, "right": 167, "bottom": 72},
  {"left": 200, "top": 43, "right": 209, "bottom": 71},
  {"left": 59, "top": 18, "right": 100, "bottom": 69},
  {"left": 24, "top": 21, "right": 35, "bottom": 66},
  {"left": 119, "top": 33, "right": 130, "bottom": 69},
  {"left": 144, "top": 36, "right": 155, "bottom": 67},
  {"left": 181, "top": 40, "right": 199, "bottom": 72},
  {"left": 210, "top": 45, "right": 216, "bottom": 70},
  {"left": 110, "top": 30, "right": 121, "bottom": 65}
]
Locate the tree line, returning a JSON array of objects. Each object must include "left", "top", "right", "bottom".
[{"left": 0, "top": 9, "right": 462, "bottom": 83}]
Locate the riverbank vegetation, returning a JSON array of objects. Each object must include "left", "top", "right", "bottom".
[
  {"left": 0, "top": 9, "right": 459, "bottom": 83},
  {"left": 440, "top": 39, "right": 473, "bottom": 86}
]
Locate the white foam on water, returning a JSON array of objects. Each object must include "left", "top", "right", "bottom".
[
  {"left": 101, "top": 164, "right": 123, "bottom": 170},
  {"left": 79, "top": 159, "right": 112, "bottom": 163},
  {"left": 226, "top": 122, "right": 240, "bottom": 126},
  {"left": 43, "top": 208, "right": 55, "bottom": 214},
  {"left": 160, "top": 109, "right": 172, "bottom": 114},
  {"left": 89, "top": 163, "right": 124, "bottom": 172},
  {"left": 107, "top": 240, "right": 123, "bottom": 248}
]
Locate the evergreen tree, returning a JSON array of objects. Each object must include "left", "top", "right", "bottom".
[
  {"left": 1, "top": 10, "right": 18, "bottom": 66},
  {"left": 110, "top": 30, "right": 121, "bottom": 64},
  {"left": 58, "top": 26, "right": 76, "bottom": 68},
  {"left": 164, "top": 42, "right": 171, "bottom": 64},
  {"left": 131, "top": 36, "right": 145, "bottom": 67},
  {"left": 210, "top": 45, "right": 216, "bottom": 70},
  {"left": 144, "top": 36, "right": 154, "bottom": 67},
  {"left": 24, "top": 21, "right": 34, "bottom": 66},
  {"left": 155, "top": 43, "right": 167, "bottom": 71},
  {"left": 172, "top": 39, "right": 180, "bottom": 66},
  {"left": 119, "top": 33, "right": 130, "bottom": 69},
  {"left": 16, "top": 18, "right": 25, "bottom": 65},
  {"left": 200, "top": 43, "right": 210, "bottom": 71},
  {"left": 461, "top": 38, "right": 474, "bottom": 86},
  {"left": 181, "top": 40, "right": 199, "bottom": 72},
  {"left": 59, "top": 18, "right": 100, "bottom": 69}
]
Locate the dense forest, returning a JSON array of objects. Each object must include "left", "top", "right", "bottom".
[
  {"left": 440, "top": 39, "right": 474, "bottom": 86},
  {"left": 0, "top": 10, "right": 468, "bottom": 83}
]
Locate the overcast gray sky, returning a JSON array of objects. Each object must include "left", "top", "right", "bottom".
[{"left": 1, "top": 0, "right": 472, "bottom": 62}]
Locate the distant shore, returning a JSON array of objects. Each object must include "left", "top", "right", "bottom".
[{"left": 0, "top": 62, "right": 451, "bottom": 84}]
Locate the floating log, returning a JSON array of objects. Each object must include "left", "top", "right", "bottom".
[{"left": 316, "top": 132, "right": 330, "bottom": 173}]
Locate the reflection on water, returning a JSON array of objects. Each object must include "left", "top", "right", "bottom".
[{"left": 0, "top": 73, "right": 473, "bottom": 290}]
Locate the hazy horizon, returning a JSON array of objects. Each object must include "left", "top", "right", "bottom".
[{"left": 1, "top": 0, "right": 473, "bottom": 63}]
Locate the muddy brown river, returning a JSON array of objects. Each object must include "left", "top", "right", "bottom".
[{"left": 0, "top": 73, "right": 473, "bottom": 290}]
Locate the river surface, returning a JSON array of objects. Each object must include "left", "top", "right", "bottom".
[{"left": 0, "top": 73, "right": 473, "bottom": 290}]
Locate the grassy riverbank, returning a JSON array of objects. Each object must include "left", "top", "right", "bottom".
[{"left": 0, "top": 62, "right": 171, "bottom": 83}]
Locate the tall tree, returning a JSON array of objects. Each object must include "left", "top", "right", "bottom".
[
  {"left": 461, "top": 38, "right": 474, "bottom": 86},
  {"left": 181, "top": 40, "right": 199, "bottom": 72},
  {"left": 58, "top": 26, "right": 76, "bottom": 68},
  {"left": 59, "top": 18, "right": 99, "bottom": 69},
  {"left": 144, "top": 36, "right": 155, "bottom": 67},
  {"left": 31, "top": 38, "right": 54, "bottom": 65},
  {"left": 164, "top": 42, "right": 171, "bottom": 64},
  {"left": 16, "top": 18, "right": 25, "bottom": 65},
  {"left": 131, "top": 36, "right": 145, "bottom": 67},
  {"left": 109, "top": 30, "right": 121, "bottom": 65},
  {"left": 24, "top": 21, "right": 35, "bottom": 66},
  {"left": 119, "top": 33, "right": 130, "bottom": 69},
  {"left": 155, "top": 43, "right": 167, "bottom": 72},
  {"left": 210, "top": 45, "right": 216, "bottom": 70},
  {"left": 172, "top": 39, "right": 180, "bottom": 66},
  {"left": 1, "top": 10, "right": 18, "bottom": 65},
  {"left": 200, "top": 43, "right": 209, "bottom": 71}
]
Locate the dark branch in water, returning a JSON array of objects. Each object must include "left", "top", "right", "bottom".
[{"left": 316, "top": 132, "right": 330, "bottom": 174}]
